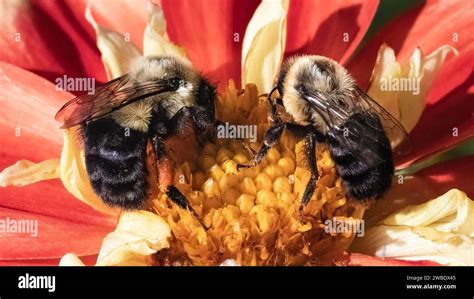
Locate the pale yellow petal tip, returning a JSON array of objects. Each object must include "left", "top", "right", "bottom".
[
  {"left": 96, "top": 210, "right": 171, "bottom": 266},
  {"left": 435, "top": 45, "right": 459, "bottom": 56},
  {"left": 241, "top": 0, "right": 289, "bottom": 93},
  {"left": 59, "top": 253, "right": 86, "bottom": 266},
  {"left": 352, "top": 189, "right": 474, "bottom": 266},
  {"left": 59, "top": 129, "right": 119, "bottom": 216},
  {"left": 143, "top": 0, "right": 188, "bottom": 59},
  {"left": 381, "top": 189, "right": 473, "bottom": 235},
  {"left": 85, "top": 2, "right": 141, "bottom": 79},
  {"left": 368, "top": 44, "right": 457, "bottom": 133},
  {"left": 0, "top": 159, "right": 60, "bottom": 187},
  {"left": 117, "top": 210, "right": 171, "bottom": 244}
]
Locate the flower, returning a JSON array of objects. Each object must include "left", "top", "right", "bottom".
[
  {"left": 152, "top": 83, "right": 366, "bottom": 265},
  {"left": 352, "top": 189, "right": 474, "bottom": 266},
  {"left": 1, "top": 0, "right": 472, "bottom": 266}
]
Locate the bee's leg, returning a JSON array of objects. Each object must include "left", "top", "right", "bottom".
[
  {"left": 190, "top": 107, "right": 215, "bottom": 142},
  {"left": 151, "top": 130, "right": 207, "bottom": 229},
  {"left": 151, "top": 134, "right": 166, "bottom": 159},
  {"left": 237, "top": 123, "right": 284, "bottom": 169},
  {"left": 165, "top": 186, "right": 207, "bottom": 229},
  {"left": 268, "top": 97, "right": 281, "bottom": 124},
  {"left": 275, "top": 122, "right": 321, "bottom": 207},
  {"left": 300, "top": 133, "right": 319, "bottom": 208}
]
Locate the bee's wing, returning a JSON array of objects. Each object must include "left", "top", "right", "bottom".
[
  {"left": 301, "top": 86, "right": 411, "bottom": 155},
  {"left": 55, "top": 74, "right": 177, "bottom": 128},
  {"left": 353, "top": 86, "right": 411, "bottom": 154}
]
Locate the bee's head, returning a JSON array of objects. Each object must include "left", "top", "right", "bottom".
[
  {"left": 278, "top": 55, "right": 355, "bottom": 100},
  {"left": 277, "top": 55, "right": 356, "bottom": 127},
  {"left": 129, "top": 56, "right": 198, "bottom": 100}
]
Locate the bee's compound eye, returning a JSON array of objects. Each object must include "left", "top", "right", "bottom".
[{"left": 168, "top": 77, "right": 181, "bottom": 90}]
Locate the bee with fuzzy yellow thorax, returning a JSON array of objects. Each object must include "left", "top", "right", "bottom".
[{"left": 239, "top": 55, "right": 411, "bottom": 206}]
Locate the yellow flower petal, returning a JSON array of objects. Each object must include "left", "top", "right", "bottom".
[
  {"left": 351, "top": 189, "right": 474, "bottom": 265},
  {"left": 352, "top": 225, "right": 473, "bottom": 266},
  {"left": 398, "top": 45, "right": 458, "bottom": 132},
  {"left": 85, "top": 3, "right": 142, "bottom": 79},
  {"left": 0, "top": 159, "right": 59, "bottom": 187},
  {"left": 241, "top": 0, "right": 289, "bottom": 93},
  {"left": 368, "top": 44, "right": 457, "bottom": 133},
  {"left": 366, "top": 44, "right": 402, "bottom": 121},
  {"left": 143, "top": 0, "right": 188, "bottom": 59},
  {"left": 59, "top": 129, "right": 118, "bottom": 216},
  {"left": 96, "top": 211, "right": 171, "bottom": 266},
  {"left": 59, "top": 253, "right": 86, "bottom": 266},
  {"left": 382, "top": 189, "right": 474, "bottom": 236}
]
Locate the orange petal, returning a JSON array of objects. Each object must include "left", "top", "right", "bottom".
[
  {"left": 0, "top": 62, "right": 70, "bottom": 168},
  {"left": 161, "top": 0, "right": 260, "bottom": 89},
  {"left": 0, "top": 0, "right": 107, "bottom": 83},
  {"left": 0, "top": 207, "right": 114, "bottom": 262},
  {"left": 285, "top": 0, "right": 379, "bottom": 64}
]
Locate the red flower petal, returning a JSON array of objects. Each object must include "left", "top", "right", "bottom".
[
  {"left": 0, "top": 62, "right": 67, "bottom": 167},
  {"left": 0, "top": 207, "right": 112, "bottom": 262},
  {"left": 0, "top": 255, "right": 97, "bottom": 266},
  {"left": 347, "top": 0, "right": 473, "bottom": 94},
  {"left": 396, "top": 76, "right": 474, "bottom": 165},
  {"left": 285, "top": 0, "right": 379, "bottom": 65},
  {"left": 415, "top": 154, "right": 474, "bottom": 199},
  {"left": 347, "top": 253, "right": 441, "bottom": 266},
  {"left": 88, "top": 0, "right": 148, "bottom": 51},
  {"left": 161, "top": 0, "right": 260, "bottom": 89},
  {"left": 0, "top": 0, "right": 107, "bottom": 83},
  {"left": 0, "top": 63, "right": 115, "bottom": 264}
]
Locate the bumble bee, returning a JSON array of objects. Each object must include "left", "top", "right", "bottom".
[
  {"left": 239, "top": 55, "right": 410, "bottom": 206},
  {"left": 55, "top": 56, "right": 216, "bottom": 215}
]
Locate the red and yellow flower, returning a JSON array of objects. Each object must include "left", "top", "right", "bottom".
[{"left": 0, "top": 0, "right": 472, "bottom": 266}]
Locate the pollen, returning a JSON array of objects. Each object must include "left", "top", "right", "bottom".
[{"left": 152, "top": 81, "right": 366, "bottom": 266}]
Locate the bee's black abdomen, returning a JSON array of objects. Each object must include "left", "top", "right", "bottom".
[
  {"left": 327, "top": 112, "right": 394, "bottom": 200},
  {"left": 81, "top": 118, "right": 149, "bottom": 209}
]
